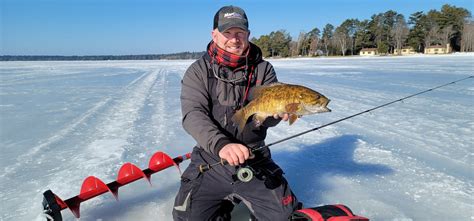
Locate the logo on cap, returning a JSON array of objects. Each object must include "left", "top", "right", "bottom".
[{"left": 224, "top": 12, "right": 243, "bottom": 19}]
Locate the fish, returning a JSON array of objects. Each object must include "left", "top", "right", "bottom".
[{"left": 232, "top": 82, "right": 331, "bottom": 133}]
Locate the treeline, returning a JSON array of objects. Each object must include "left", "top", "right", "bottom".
[
  {"left": 2, "top": 4, "right": 472, "bottom": 61},
  {"left": 252, "top": 4, "right": 473, "bottom": 57},
  {"left": 0, "top": 52, "right": 204, "bottom": 61}
]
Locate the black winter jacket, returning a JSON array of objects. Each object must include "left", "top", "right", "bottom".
[{"left": 180, "top": 45, "right": 279, "bottom": 156}]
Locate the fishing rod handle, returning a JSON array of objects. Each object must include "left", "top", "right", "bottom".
[
  {"left": 198, "top": 152, "right": 255, "bottom": 173},
  {"left": 198, "top": 164, "right": 211, "bottom": 173},
  {"left": 198, "top": 159, "right": 226, "bottom": 173}
]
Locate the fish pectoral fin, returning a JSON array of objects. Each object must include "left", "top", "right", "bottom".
[
  {"left": 289, "top": 114, "right": 298, "bottom": 125},
  {"left": 285, "top": 103, "right": 301, "bottom": 113}
]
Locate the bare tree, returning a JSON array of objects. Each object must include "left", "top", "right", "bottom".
[
  {"left": 296, "top": 31, "right": 306, "bottom": 56},
  {"left": 461, "top": 20, "right": 474, "bottom": 52},
  {"left": 392, "top": 15, "right": 409, "bottom": 55},
  {"left": 425, "top": 24, "right": 440, "bottom": 47},
  {"left": 309, "top": 35, "right": 320, "bottom": 56},
  {"left": 334, "top": 26, "right": 349, "bottom": 56},
  {"left": 440, "top": 25, "right": 455, "bottom": 45},
  {"left": 289, "top": 41, "right": 299, "bottom": 57}
]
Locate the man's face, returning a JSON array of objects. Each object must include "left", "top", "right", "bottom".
[{"left": 212, "top": 27, "right": 250, "bottom": 56}]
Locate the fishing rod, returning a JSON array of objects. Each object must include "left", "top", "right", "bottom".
[{"left": 199, "top": 75, "right": 473, "bottom": 176}]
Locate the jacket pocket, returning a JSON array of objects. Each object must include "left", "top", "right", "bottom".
[{"left": 172, "top": 165, "right": 203, "bottom": 220}]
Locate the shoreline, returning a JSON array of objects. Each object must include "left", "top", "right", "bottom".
[{"left": 1, "top": 52, "right": 473, "bottom": 63}]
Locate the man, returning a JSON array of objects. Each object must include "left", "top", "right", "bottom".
[{"left": 173, "top": 5, "right": 299, "bottom": 220}]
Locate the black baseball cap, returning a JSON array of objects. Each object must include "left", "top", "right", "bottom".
[{"left": 213, "top": 6, "right": 249, "bottom": 32}]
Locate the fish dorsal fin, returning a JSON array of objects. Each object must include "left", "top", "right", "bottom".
[
  {"left": 252, "top": 86, "right": 266, "bottom": 98},
  {"left": 268, "top": 82, "right": 286, "bottom": 86},
  {"left": 253, "top": 82, "right": 286, "bottom": 98}
]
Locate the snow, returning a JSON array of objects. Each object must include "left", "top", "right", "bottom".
[{"left": 0, "top": 54, "right": 473, "bottom": 221}]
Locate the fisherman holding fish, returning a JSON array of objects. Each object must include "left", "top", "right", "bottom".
[{"left": 173, "top": 5, "right": 330, "bottom": 221}]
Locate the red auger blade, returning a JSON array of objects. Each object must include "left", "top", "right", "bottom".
[
  {"left": 149, "top": 151, "right": 175, "bottom": 171},
  {"left": 42, "top": 151, "right": 191, "bottom": 220},
  {"left": 80, "top": 176, "right": 113, "bottom": 200},
  {"left": 117, "top": 163, "right": 150, "bottom": 186}
]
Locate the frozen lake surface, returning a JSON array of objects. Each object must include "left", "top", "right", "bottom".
[{"left": 1, "top": 54, "right": 473, "bottom": 220}]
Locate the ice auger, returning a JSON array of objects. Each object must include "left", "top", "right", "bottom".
[{"left": 42, "top": 151, "right": 191, "bottom": 221}]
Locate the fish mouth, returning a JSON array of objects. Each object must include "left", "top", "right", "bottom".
[
  {"left": 319, "top": 107, "right": 331, "bottom": 113},
  {"left": 307, "top": 99, "right": 331, "bottom": 113},
  {"left": 306, "top": 105, "right": 331, "bottom": 113},
  {"left": 321, "top": 99, "right": 331, "bottom": 112}
]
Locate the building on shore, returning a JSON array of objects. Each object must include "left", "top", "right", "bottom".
[
  {"left": 360, "top": 48, "right": 378, "bottom": 56},
  {"left": 424, "top": 44, "right": 452, "bottom": 54},
  {"left": 394, "top": 47, "right": 416, "bottom": 55}
]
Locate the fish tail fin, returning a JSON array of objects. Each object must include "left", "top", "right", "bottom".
[{"left": 232, "top": 109, "right": 247, "bottom": 133}]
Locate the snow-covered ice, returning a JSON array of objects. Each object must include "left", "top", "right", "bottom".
[{"left": 1, "top": 54, "right": 473, "bottom": 220}]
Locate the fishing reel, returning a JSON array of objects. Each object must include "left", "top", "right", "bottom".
[
  {"left": 201, "top": 163, "right": 256, "bottom": 183},
  {"left": 199, "top": 151, "right": 258, "bottom": 183},
  {"left": 235, "top": 166, "right": 255, "bottom": 182}
]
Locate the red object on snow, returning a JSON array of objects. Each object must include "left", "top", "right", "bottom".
[
  {"left": 291, "top": 204, "right": 369, "bottom": 221},
  {"left": 42, "top": 151, "right": 191, "bottom": 220}
]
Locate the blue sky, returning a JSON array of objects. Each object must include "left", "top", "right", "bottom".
[{"left": 1, "top": 0, "right": 473, "bottom": 55}]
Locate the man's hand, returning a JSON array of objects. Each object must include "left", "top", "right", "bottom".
[
  {"left": 273, "top": 113, "right": 289, "bottom": 121},
  {"left": 218, "top": 143, "right": 250, "bottom": 166}
]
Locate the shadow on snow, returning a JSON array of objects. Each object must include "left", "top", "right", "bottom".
[{"left": 273, "top": 134, "right": 393, "bottom": 207}]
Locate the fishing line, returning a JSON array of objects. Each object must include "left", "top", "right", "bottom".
[{"left": 199, "top": 75, "right": 473, "bottom": 173}]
